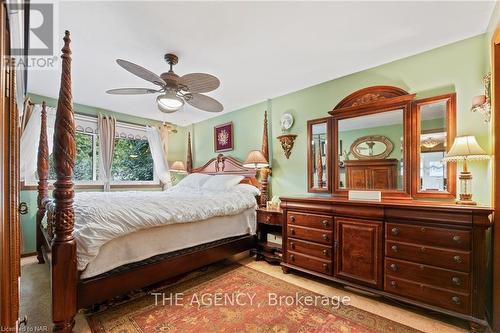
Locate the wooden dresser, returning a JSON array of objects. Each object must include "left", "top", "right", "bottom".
[
  {"left": 344, "top": 159, "right": 398, "bottom": 190},
  {"left": 280, "top": 196, "right": 493, "bottom": 331}
]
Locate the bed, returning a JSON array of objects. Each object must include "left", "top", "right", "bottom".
[{"left": 35, "top": 31, "right": 269, "bottom": 333}]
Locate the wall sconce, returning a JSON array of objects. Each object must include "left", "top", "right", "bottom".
[
  {"left": 277, "top": 134, "right": 297, "bottom": 159},
  {"left": 471, "top": 72, "right": 491, "bottom": 123}
]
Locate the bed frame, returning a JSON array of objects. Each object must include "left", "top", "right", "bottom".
[{"left": 35, "top": 31, "right": 269, "bottom": 332}]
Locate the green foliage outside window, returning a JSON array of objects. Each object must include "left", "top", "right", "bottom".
[
  {"left": 112, "top": 138, "right": 154, "bottom": 181},
  {"left": 47, "top": 132, "right": 154, "bottom": 183}
]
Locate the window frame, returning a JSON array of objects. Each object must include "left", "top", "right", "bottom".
[{"left": 22, "top": 114, "right": 161, "bottom": 190}]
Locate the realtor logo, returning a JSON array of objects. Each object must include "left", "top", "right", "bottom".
[{"left": 10, "top": 3, "right": 54, "bottom": 56}]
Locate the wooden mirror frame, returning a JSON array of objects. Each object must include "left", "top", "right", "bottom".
[
  {"left": 329, "top": 86, "right": 415, "bottom": 199},
  {"left": 411, "top": 93, "right": 456, "bottom": 199},
  {"left": 307, "top": 117, "right": 332, "bottom": 193}
]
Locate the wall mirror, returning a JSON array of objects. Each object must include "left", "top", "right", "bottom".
[
  {"left": 412, "top": 93, "right": 456, "bottom": 198},
  {"left": 307, "top": 117, "right": 331, "bottom": 192},
  {"left": 330, "top": 86, "right": 414, "bottom": 199}
]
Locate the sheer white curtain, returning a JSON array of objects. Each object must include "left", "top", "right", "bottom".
[
  {"left": 146, "top": 126, "right": 172, "bottom": 189},
  {"left": 98, "top": 115, "right": 116, "bottom": 191},
  {"left": 20, "top": 104, "right": 56, "bottom": 182}
]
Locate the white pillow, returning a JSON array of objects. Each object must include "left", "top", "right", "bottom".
[
  {"left": 236, "top": 183, "right": 261, "bottom": 196},
  {"left": 202, "top": 175, "right": 244, "bottom": 191},
  {"left": 176, "top": 173, "right": 211, "bottom": 190}
]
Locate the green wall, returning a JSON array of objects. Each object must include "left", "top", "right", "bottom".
[
  {"left": 21, "top": 94, "right": 186, "bottom": 253},
  {"left": 188, "top": 34, "right": 492, "bottom": 205}
]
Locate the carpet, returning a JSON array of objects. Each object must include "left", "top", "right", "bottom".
[{"left": 87, "top": 264, "right": 421, "bottom": 333}]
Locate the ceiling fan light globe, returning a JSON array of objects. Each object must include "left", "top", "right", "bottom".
[{"left": 157, "top": 93, "right": 184, "bottom": 112}]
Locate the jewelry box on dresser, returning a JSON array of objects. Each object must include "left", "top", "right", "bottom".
[{"left": 288, "top": 86, "right": 494, "bottom": 332}]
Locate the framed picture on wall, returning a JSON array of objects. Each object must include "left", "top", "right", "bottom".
[{"left": 214, "top": 122, "right": 234, "bottom": 152}]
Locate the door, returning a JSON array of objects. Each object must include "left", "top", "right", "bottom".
[
  {"left": 370, "top": 167, "right": 394, "bottom": 189},
  {"left": 0, "top": 2, "right": 20, "bottom": 329},
  {"left": 334, "top": 217, "right": 383, "bottom": 289}
]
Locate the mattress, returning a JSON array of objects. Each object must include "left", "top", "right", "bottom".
[{"left": 80, "top": 207, "right": 256, "bottom": 279}]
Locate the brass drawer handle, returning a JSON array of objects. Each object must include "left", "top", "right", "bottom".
[
  {"left": 322, "top": 234, "right": 329, "bottom": 241},
  {"left": 266, "top": 215, "right": 272, "bottom": 223},
  {"left": 290, "top": 254, "right": 295, "bottom": 262},
  {"left": 322, "top": 220, "right": 330, "bottom": 228},
  {"left": 323, "top": 249, "right": 328, "bottom": 257},
  {"left": 390, "top": 263, "right": 397, "bottom": 271},
  {"left": 391, "top": 245, "right": 398, "bottom": 252},
  {"left": 453, "top": 255, "right": 463, "bottom": 264},
  {"left": 420, "top": 227, "right": 426, "bottom": 232},
  {"left": 452, "top": 235, "right": 462, "bottom": 243},
  {"left": 290, "top": 216, "right": 296, "bottom": 223},
  {"left": 391, "top": 227, "right": 399, "bottom": 236},
  {"left": 290, "top": 242, "right": 295, "bottom": 250},
  {"left": 451, "top": 296, "right": 461, "bottom": 305},
  {"left": 291, "top": 229, "right": 296, "bottom": 235},
  {"left": 452, "top": 277, "right": 461, "bottom": 286},
  {"left": 390, "top": 280, "right": 397, "bottom": 288},
  {"left": 323, "top": 263, "right": 329, "bottom": 272}
]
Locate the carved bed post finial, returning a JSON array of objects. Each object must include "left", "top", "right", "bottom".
[
  {"left": 187, "top": 132, "right": 193, "bottom": 173},
  {"left": 261, "top": 110, "right": 269, "bottom": 163},
  {"left": 259, "top": 111, "right": 271, "bottom": 207},
  {"left": 51, "top": 30, "right": 77, "bottom": 333},
  {"left": 36, "top": 101, "right": 49, "bottom": 264}
]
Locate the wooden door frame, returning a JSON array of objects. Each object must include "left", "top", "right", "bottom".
[{"left": 0, "top": 1, "right": 20, "bottom": 330}]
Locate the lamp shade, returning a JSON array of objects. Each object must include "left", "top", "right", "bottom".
[
  {"left": 243, "top": 150, "right": 269, "bottom": 169},
  {"left": 170, "top": 160, "right": 187, "bottom": 173},
  {"left": 443, "top": 135, "right": 489, "bottom": 161}
]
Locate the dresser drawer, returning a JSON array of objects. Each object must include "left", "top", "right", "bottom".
[
  {"left": 385, "top": 258, "right": 470, "bottom": 293},
  {"left": 386, "top": 223, "right": 471, "bottom": 251},
  {"left": 287, "top": 225, "right": 333, "bottom": 245},
  {"left": 288, "top": 238, "right": 332, "bottom": 259},
  {"left": 385, "top": 276, "right": 470, "bottom": 315},
  {"left": 257, "top": 210, "right": 281, "bottom": 225},
  {"left": 386, "top": 241, "right": 470, "bottom": 272},
  {"left": 288, "top": 252, "right": 332, "bottom": 275},
  {"left": 287, "top": 211, "right": 333, "bottom": 230}
]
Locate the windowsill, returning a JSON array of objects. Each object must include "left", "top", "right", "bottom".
[{"left": 21, "top": 181, "right": 162, "bottom": 191}]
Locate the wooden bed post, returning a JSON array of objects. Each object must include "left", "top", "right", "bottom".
[
  {"left": 186, "top": 132, "right": 193, "bottom": 173},
  {"left": 36, "top": 101, "right": 48, "bottom": 264},
  {"left": 259, "top": 111, "right": 270, "bottom": 206},
  {"left": 51, "top": 30, "right": 77, "bottom": 333}
]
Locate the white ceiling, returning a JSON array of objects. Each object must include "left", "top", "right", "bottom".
[{"left": 27, "top": 1, "right": 495, "bottom": 126}]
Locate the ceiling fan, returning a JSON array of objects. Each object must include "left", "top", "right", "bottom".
[{"left": 106, "top": 53, "right": 223, "bottom": 113}]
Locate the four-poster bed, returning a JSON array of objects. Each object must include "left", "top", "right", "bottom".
[{"left": 35, "top": 31, "right": 268, "bottom": 332}]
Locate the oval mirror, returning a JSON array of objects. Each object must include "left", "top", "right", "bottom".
[{"left": 350, "top": 135, "right": 394, "bottom": 160}]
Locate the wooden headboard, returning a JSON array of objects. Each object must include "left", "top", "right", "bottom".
[
  {"left": 185, "top": 111, "right": 270, "bottom": 205},
  {"left": 191, "top": 153, "right": 261, "bottom": 189}
]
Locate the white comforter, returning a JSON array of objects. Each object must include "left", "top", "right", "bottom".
[{"left": 71, "top": 185, "right": 259, "bottom": 270}]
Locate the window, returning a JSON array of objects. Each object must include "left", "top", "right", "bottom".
[
  {"left": 44, "top": 114, "right": 157, "bottom": 186},
  {"left": 112, "top": 137, "right": 154, "bottom": 182}
]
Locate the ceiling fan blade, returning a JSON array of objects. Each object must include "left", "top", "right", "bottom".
[
  {"left": 116, "top": 59, "right": 165, "bottom": 86},
  {"left": 187, "top": 93, "right": 223, "bottom": 112},
  {"left": 179, "top": 73, "right": 220, "bottom": 93},
  {"left": 106, "top": 88, "right": 160, "bottom": 95}
]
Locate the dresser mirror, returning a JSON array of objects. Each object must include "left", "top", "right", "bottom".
[
  {"left": 338, "top": 109, "right": 403, "bottom": 190},
  {"left": 307, "top": 117, "right": 331, "bottom": 192},
  {"left": 330, "top": 86, "right": 414, "bottom": 199},
  {"left": 411, "top": 93, "right": 456, "bottom": 198}
]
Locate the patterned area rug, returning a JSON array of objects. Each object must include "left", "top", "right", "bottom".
[{"left": 87, "top": 264, "right": 421, "bottom": 333}]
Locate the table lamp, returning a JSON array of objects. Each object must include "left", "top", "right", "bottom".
[
  {"left": 243, "top": 150, "right": 269, "bottom": 169},
  {"left": 443, "top": 135, "right": 489, "bottom": 205},
  {"left": 169, "top": 160, "right": 187, "bottom": 182}
]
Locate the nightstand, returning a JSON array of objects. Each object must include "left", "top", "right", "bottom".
[{"left": 254, "top": 207, "right": 283, "bottom": 264}]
